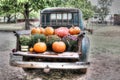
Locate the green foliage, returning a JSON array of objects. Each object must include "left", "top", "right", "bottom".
[
  {"left": 20, "top": 36, "right": 30, "bottom": 46},
  {"left": 17, "top": 0, "right": 54, "bottom": 29},
  {"left": 29, "top": 11, "right": 39, "bottom": 19},
  {"left": 97, "top": 0, "right": 113, "bottom": 22},
  {"left": 0, "top": 0, "right": 16, "bottom": 15},
  {"left": 17, "top": 0, "right": 53, "bottom": 12},
  {"left": 60, "top": 0, "right": 94, "bottom": 19},
  {"left": 29, "top": 34, "right": 46, "bottom": 47},
  {"left": 62, "top": 35, "right": 78, "bottom": 51},
  {"left": 0, "top": 0, "right": 17, "bottom": 22},
  {"left": 0, "top": 0, "right": 94, "bottom": 23}
]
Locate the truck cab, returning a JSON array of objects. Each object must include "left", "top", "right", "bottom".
[
  {"left": 40, "top": 8, "right": 84, "bottom": 30},
  {"left": 10, "top": 7, "right": 90, "bottom": 73}
]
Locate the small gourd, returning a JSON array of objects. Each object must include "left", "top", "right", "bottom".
[{"left": 29, "top": 47, "right": 33, "bottom": 52}]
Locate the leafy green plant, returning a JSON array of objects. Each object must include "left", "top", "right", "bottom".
[
  {"left": 62, "top": 35, "right": 78, "bottom": 51},
  {"left": 20, "top": 36, "right": 30, "bottom": 46},
  {"left": 29, "top": 34, "right": 46, "bottom": 47}
]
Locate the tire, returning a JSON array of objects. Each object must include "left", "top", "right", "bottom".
[
  {"left": 71, "top": 68, "right": 87, "bottom": 74},
  {"left": 22, "top": 68, "right": 34, "bottom": 72},
  {"left": 79, "top": 68, "right": 87, "bottom": 74}
]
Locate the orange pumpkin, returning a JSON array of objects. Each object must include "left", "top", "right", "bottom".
[
  {"left": 45, "top": 26, "right": 54, "bottom": 35},
  {"left": 52, "top": 41, "right": 66, "bottom": 53},
  {"left": 74, "top": 26, "right": 81, "bottom": 34},
  {"left": 33, "top": 42, "right": 47, "bottom": 53},
  {"left": 40, "top": 27, "right": 45, "bottom": 34},
  {"left": 69, "top": 26, "right": 81, "bottom": 35},
  {"left": 31, "top": 27, "right": 41, "bottom": 34}
]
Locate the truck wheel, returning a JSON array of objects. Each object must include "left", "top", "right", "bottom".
[
  {"left": 79, "top": 68, "right": 87, "bottom": 74},
  {"left": 72, "top": 68, "right": 87, "bottom": 74},
  {"left": 22, "top": 68, "right": 33, "bottom": 72}
]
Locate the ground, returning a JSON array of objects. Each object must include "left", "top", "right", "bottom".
[{"left": 0, "top": 23, "right": 120, "bottom": 80}]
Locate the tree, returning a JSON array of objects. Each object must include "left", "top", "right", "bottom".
[
  {"left": 0, "top": 0, "right": 64, "bottom": 29},
  {"left": 98, "top": 0, "right": 113, "bottom": 23},
  {"left": 0, "top": 0, "right": 17, "bottom": 23},
  {"left": 61, "top": 0, "right": 94, "bottom": 20},
  {"left": 17, "top": 0, "right": 68, "bottom": 29},
  {"left": 16, "top": 0, "right": 53, "bottom": 29},
  {"left": 0, "top": 0, "right": 94, "bottom": 29}
]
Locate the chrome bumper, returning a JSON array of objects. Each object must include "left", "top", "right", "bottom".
[{"left": 10, "top": 53, "right": 90, "bottom": 69}]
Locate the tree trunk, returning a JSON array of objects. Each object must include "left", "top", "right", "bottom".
[
  {"left": 4, "top": 16, "right": 6, "bottom": 23},
  {"left": 101, "top": 16, "right": 104, "bottom": 24},
  {"left": 7, "top": 15, "right": 11, "bottom": 23},
  {"left": 24, "top": 3, "right": 30, "bottom": 30},
  {"left": 14, "top": 14, "right": 17, "bottom": 23}
]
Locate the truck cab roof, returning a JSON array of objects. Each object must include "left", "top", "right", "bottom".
[{"left": 41, "top": 7, "right": 81, "bottom": 13}]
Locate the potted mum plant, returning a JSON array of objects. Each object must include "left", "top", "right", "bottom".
[{"left": 20, "top": 36, "right": 30, "bottom": 51}]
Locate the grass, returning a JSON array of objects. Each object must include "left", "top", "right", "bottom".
[
  {"left": 88, "top": 25, "right": 120, "bottom": 54},
  {"left": 0, "top": 23, "right": 25, "bottom": 31},
  {"left": 0, "top": 26, "right": 24, "bottom": 31}
]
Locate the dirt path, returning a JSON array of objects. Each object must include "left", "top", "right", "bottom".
[
  {"left": 0, "top": 32, "right": 26, "bottom": 80},
  {"left": 0, "top": 25, "right": 120, "bottom": 80}
]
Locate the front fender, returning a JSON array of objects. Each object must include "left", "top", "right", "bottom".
[{"left": 81, "top": 36, "right": 90, "bottom": 61}]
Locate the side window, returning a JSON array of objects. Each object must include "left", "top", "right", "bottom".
[
  {"left": 63, "top": 13, "right": 72, "bottom": 20},
  {"left": 51, "top": 14, "right": 56, "bottom": 20},
  {"left": 57, "top": 14, "right": 62, "bottom": 19},
  {"left": 41, "top": 14, "right": 45, "bottom": 25},
  {"left": 50, "top": 13, "right": 56, "bottom": 25},
  {"left": 62, "top": 13, "right": 72, "bottom": 25},
  {"left": 41, "top": 14, "right": 50, "bottom": 26},
  {"left": 46, "top": 14, "right": 50, "bottom": 25},
  {"left": 73, "top": 13, "right": 79, "bottom": 25}
]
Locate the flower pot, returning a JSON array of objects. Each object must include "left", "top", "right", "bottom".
[{"left": 21, "top": 45, "right": 29, "bottom": 52}]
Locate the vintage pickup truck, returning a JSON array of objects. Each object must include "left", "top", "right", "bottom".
[{"left": 10, "top": 7, "right": 90, "bottom": 73}]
